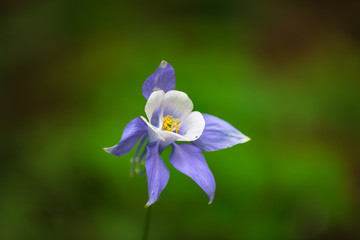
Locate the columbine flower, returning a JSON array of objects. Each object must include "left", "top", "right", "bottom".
[{"left": 104, "top": 61, "right": 250, "bottom": 207}]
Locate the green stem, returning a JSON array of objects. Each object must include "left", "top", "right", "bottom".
[{"left": 142, "top": 205, "right": 152, "bottom": 240}]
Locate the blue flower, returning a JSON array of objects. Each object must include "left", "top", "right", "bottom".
[{"left": 104, "top": 61, "right": 250, "bottom": 207}]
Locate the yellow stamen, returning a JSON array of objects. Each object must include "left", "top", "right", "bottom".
[{"left": 161, "top": 115, "right": 182, "bottom": 133}]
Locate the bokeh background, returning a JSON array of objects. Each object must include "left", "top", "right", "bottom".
[{"left": 1, "top": 0, "right": 360, "bottom": 239}]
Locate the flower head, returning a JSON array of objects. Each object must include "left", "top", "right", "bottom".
[{"left": 104, "top": 61, "right": 250, "bottom": 206}]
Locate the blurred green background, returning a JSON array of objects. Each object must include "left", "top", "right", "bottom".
[{"left": 1, "top": 0, "right": 360, "bottom": 239}]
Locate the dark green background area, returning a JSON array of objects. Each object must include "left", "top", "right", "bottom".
[{"left": 1, "top": 0, "right": 360, "bottom": 239}]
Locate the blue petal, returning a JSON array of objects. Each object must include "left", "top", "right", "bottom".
[
  {"left": 142, "top": 61, "right": 175, "bottom": 99},
  {"left": 145, "top": 142, "right": 170, "bottom": 207},
  {"left": 104, "top": 117, "right": 148, "bottom": 156},
  {"left": 192, "top": 114, "right": 250, "bottom": 152},
  {"left": 170, "top": 143, "right": 215, "bottom": 204}
]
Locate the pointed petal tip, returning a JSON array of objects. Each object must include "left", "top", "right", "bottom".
[
  {"left": 236, "top": 134, "right": 251, "bottom": 144},
  {"left": 160, "top": 60, "right": 167, "bottom": 66},
  {"left": 208, "top": 193, "right": 215, "bottom": 204},
  {"left": 103, "top": 147, "right": 111, "bottom": 153},
  {"left": 208, "top": 193, "right": 214, "bottom": 205},
  {"left": 144, "top": 201, "right": 152, "bottom": 208}
]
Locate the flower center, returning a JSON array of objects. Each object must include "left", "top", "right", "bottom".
[{"left": 161, "top": 115, "right": 182, "bottom": 133}]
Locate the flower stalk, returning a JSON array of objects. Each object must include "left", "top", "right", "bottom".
[{"left": 142, "top": 205, "right": 152, "bottom": 240}]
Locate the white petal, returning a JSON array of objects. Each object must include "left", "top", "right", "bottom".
[
  {"left": 158, "top": 131, "right": 189, "bottom": 152},
  {"left": 140, "top": 116, "right": 165, "bottom": 142},
  {"left": 161, "top": 90, "right": 193, "bottom": 120},
  {"left": 140, "top": 116, "right": 187, "bottom": 149},
  {"left": 145, "top": 90, "right": 165, "bottom": 123},
  {"left": 180, "top": 111, "right": 205, "bottom": 141},
  {"left": 159, "top": 131, "right": 188, "bottom": 142}
]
